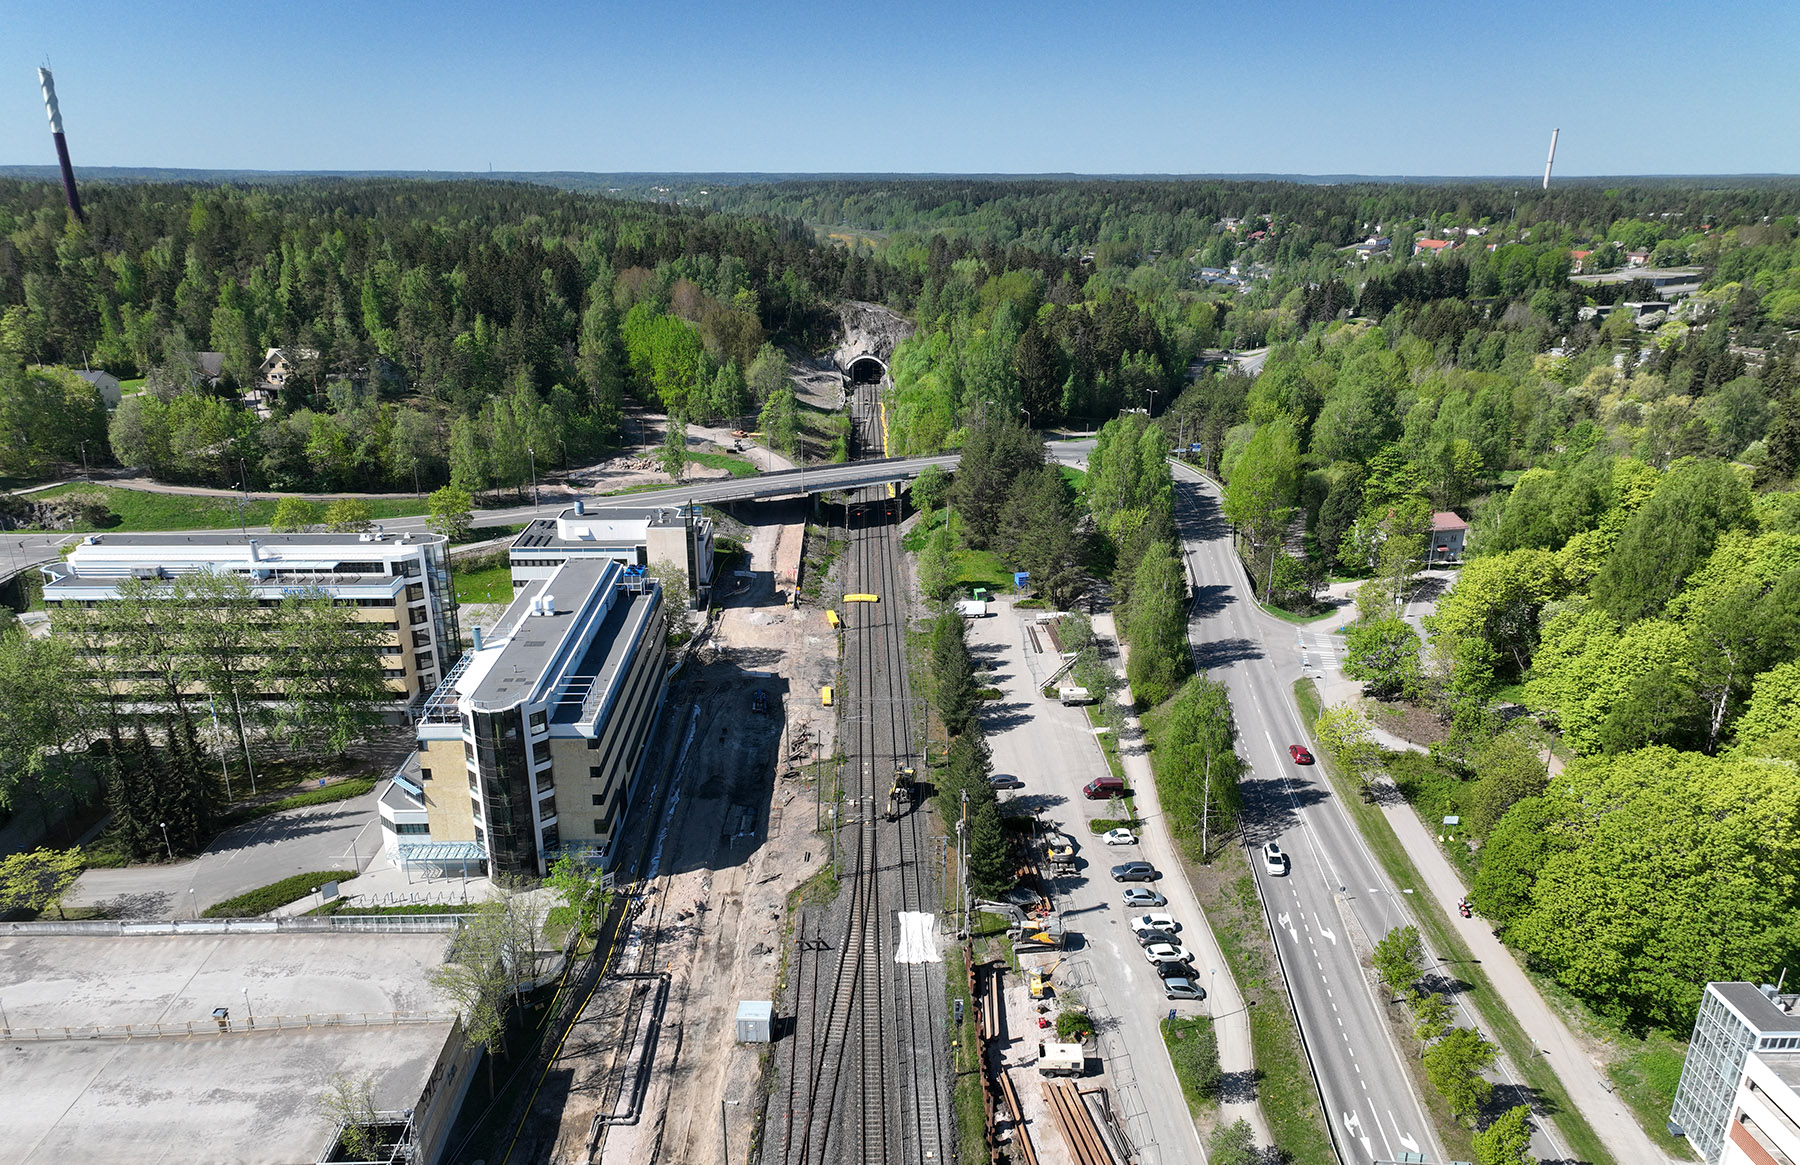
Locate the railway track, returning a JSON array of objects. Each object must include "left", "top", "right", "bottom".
[{"left": 777, "top": 381, "right": 950, "bottom": 1165}]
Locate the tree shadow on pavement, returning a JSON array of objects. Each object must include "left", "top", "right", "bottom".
[
  {"left": 1237, "top": 776, "right": 1330, "bottom": 841},
  {"left": 1190, "top": 583, "right": 1235, "bottom": 619},
  {"left": 91, "top": 889, "right": 173, "bottom": 919},
  {"left": 1191, "top": 636, "right": 1264, "bottom": 670},
  {"left": 1216, "top": 1066, "right": 1259, "bottom": 1105}
]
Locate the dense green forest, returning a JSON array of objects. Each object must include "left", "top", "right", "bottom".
[
  {"left": 807, "top": 175, "right": 1800, "bottom": 1040},
  {"left": 0, "top": 178, "right": 860, "bottom": 491}
]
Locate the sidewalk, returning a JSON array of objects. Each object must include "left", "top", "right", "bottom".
[
  {"left": 1313, "top": 641, "right": 1672, "bottom": 1164},
  {"left": 270, "top": 847, "right": 495, "bottom": 917},
  {"left": 1092, "top": 611, "right": 1275, "bottom": 1151}
]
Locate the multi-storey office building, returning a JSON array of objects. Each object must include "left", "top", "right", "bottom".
[
  {"left": 1672, "top": 982, "right": 1800, "bottom": 1163},
  {"left": 509, "top": 500, "right": 715, "bottom": 601},
  {"left": 389, "top": 557, "right": 667, "bottom": 877},
  {"left": 40, "top": 529, "right": 460, "bottom": 716}
]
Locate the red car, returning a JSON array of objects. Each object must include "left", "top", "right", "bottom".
[{"left": 1288, "top": 745, "right": 1314, "bottom": 765}]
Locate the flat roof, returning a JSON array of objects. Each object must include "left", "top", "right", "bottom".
[
  {"left": 0, "top": 933, "right": 455, "bottom": 1165},
  {"left": 1761, "top": 1050, "right": 1800, "bottom": 1092},
  {"left": 1714, "top": 982, "right": 1800, "bottom": 1036},
  {"left": 65, "top": 530, "right": 445, "bottom": 550},
  {"left": 551, "top": 583, "right": 659, "bottom": 728},
  {"left": 467, "top": 558, "right": 619, "bottom": 710}
]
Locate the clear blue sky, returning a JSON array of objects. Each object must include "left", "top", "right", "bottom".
[{"left": 4, "top": 0, "right": 1795, "bottom": 176}]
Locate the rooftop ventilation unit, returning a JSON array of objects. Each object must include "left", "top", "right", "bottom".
[{"left": 542, "top": 593, "right": 556, "bottom": 615}]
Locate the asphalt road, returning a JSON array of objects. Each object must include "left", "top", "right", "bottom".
[
  {"left": 0, "top": 442, "right": 1095, "bottom": 584},
  {"left": 966, "top": 606, "right": 1209, "bottom": 1165},
  {"left": 65, "top": 784, "right": 384, "bottom": 918},
  {"left": 1171, "top": 460, "right": 1443, "bottom": 1165}
]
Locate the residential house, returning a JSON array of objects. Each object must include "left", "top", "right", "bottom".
[
  {"left": 71, "top": 369, "right": 121, "bottom": 409},
  {"left": 1428, "top": 511, "right": 1468, "bottom": 564},
  {"left": 1414, "top": 238, "right": 1455, "bottom": 257}
]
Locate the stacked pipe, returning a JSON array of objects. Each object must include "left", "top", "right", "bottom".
[{"left": 37, "top": 68, "right": 85, "bottom": 223}]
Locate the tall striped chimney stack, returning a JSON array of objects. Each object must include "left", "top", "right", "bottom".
[{"left": 37, "top": 67, "right": 85, "bottom": 224}]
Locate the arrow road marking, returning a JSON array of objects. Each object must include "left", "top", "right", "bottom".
[
  {"left": 1342, "top": 1112, "right": 1372, "bottom": 1159},
  {"left": 1396, "top": 1124, "right": 1420, "bottom": 1155},
  {"left": 1318, "top": 924, "right": 1337, "bottom": 946},
  {"left": 1278, "top": 911, "right": 1298, "bottom": 942}
]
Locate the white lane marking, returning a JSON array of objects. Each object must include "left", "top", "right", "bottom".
[
  {"left": 1394, "top": 1122, "right": 1421, "bottom": 1155},
  {"left": 1318, "top": 923, "right": 1338, "bottom": 946},
  {"left": 1342, "top": 1112, "right": 1372, "bottom": 1160}
]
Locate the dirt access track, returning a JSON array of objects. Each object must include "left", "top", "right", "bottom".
[{"left": 527, "top": 498, "right": 842, "bottom": 1165}]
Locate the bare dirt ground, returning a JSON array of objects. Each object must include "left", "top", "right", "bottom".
[{"left": 540, "top": 500, "right": 842, "bottom": 1165}]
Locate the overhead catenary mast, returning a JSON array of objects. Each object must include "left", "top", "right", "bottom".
[
  {"left": 1542, "top": 127, "right": 1560, "bottom": 191},
  {"left": 37, "top": 66, "right": 86, "bottom": 223}
]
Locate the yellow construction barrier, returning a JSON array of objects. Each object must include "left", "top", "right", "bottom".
[
  {"left": 826, "top": 609, "right": 840, "bottom": 628},
  {"left": 820, "top": 686, "right": 834, "bottom": 707},
  {"left": 844, "top": 593, "right": 880, "bottom": 603}
]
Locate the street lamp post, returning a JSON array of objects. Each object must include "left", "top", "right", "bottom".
[
  {"left": 528, "top": 447, "right": 539, "bottom": 507},
  {"left": 159, "top": 821, "right": 173, "bottom": 861},
  {"left": 1019, "top": 405, "right": 1032, "bottom": 430},
  {"left": 78, "top": 440, "right": 88, "bottom": 477}
]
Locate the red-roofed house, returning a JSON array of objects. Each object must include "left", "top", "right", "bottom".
[
  {"left": 1414, "top": 238, "right": 1455, "bottom": 257},
  {"left": 1571, "top": 249, "right": 1593, "bottom": 273},
  {"left": 1429, "top": 511, "right": 1469, "bottom": 564}
]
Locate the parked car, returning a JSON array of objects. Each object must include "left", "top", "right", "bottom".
[
  {"left": 1134, "top": 928, "right": 1181, "bottom": 948},
  {"left": 1288, "top": 744, "right": 1314, "bottom": 765},
  {"left": 1101, "top": 828, "right": 1136, "bottom": 846},
  {"left": 1155, "top": 959, "right": 1196, "bottom": 980},
  {"left": 1129, "top": 913, "right": 1179, "bottom": 935},
  {"left": 987, "top": 773, "right": 1024, "bottom": 789},
  {"left": 1143, "top": 942, "right": 1193, "bottom": 965},
  {"left": 1110, "top": 862, "right": 1159, "bottom": 882},
  {"left": 1083, "top": 776, "right": 1127, "bottom": 799},
  {"left": 1163, "top": 977, "right": 1207, "bottom": 1001},
  {"left": 1121, "top": 887, "right": 1167, "bottom": 908},
  {"left": 1261, "top": 841, "right": 1289, "bottom": 876}
]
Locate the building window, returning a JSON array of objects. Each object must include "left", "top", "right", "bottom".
[
  {"left": 591, "top": 794, "right": 605, "bottom": 806},
  {"left": 382, "top": 668, "right": 406, "bottom": 678},
  {"left": 413, "top": 629, "right": 432, "bottom": 647},
  {"left": 541, "top": 825, "right": 559, "bottom": 851},
  {"left": 529, "top": 710, "right": 548, "bottom": 731},
  {"left": 594, "top": 818, "right": 606, "bottom": 834},
  {"left": 420, "top": 767, "right": 433, "bottom": 782},
  {"left": 532, "top": 741, "right": 552, "bottom": 765},
  {"left": 410, "top": 607, "right": 429, "bottom": 626},
  {"left": 406, "top": 583, "right": 424, "bottom": 602},
  {"left": 589, "top": 766, "right": 603, "bottom": 780},
  {"left": 395, "top": 822, "right": 429, "bottom": 835},
  {"left": 415, "top": 651, "right": 434, "bottom": 670}
]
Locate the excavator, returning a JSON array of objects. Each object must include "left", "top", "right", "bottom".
[
  {"left": 975, "top": 900, "right": 1065, "bottom": 952},
  {"left": 1028, "top": 957, "right": 1063, "bottom": 999}
]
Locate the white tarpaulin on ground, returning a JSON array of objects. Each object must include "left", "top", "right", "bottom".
[{"left": 895, "top": 912, "right": 940, "bottom": 963}]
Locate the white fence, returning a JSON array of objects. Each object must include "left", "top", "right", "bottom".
[
  {"left": 4, "top": 1010, "right": 457, "bottom": 1043},
  {"left": 5, "top": 914, "right": 470, "bottom": 937}
]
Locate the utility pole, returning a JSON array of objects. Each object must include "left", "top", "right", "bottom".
[
  {"left": 528, "top": 447, "right": 539, "bottom": 507},
  {"left": 209, "top": 697, "right": 233, "bottom": 801}
]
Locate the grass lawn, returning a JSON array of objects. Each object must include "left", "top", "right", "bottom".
[
  {"left": 1293, "top": 677, "right": 1619, "bottom": 1165},
  {"left": 903, "top": 508, "right": 1016, "bottom": 595},
  {"left": 455, "top": 558, "right": 515, "bottom": 605},
  {"left": 1160, "top": 1015, "right": 1222, "bottom": 1118},
  {"left": 23, "top": 483, "right": 429, "bottom": 533},
  {"left": 945, "top": 946, "right": 989, "bottom": 1165},
  {"left": 687, "top": 450, "right": 758, "bottom": 477}
]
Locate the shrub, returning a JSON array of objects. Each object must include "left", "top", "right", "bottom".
[{"left": 202, "top": 870, "right": 355, "bottom": 917}]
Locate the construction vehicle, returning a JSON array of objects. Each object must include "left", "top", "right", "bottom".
[
  {"left": 884, "top": 767, "right": 916, "bottom": 821},
  {"left": 1045, "top": 831, "right": 1078, "bottom": 873},
  {"left": 976, "top": 901, "right": 1067, "bottom": 952},
  {"left": 1028, "top": 958, "right": 1063, "bottom": 999},
  {"left": 751, "top": 689, "right": 768, "bottom": 714},
  {"left": 1036, "top": 1041, "right": 1087, "bottom": 1077}
]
